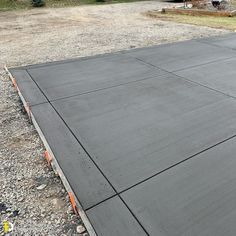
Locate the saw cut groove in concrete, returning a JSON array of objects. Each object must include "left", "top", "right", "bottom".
[
  {"left": 31, "top": 103, "right": 116, "bottom": 210},
  {"left": 26, "top": 53, "right": 166, "bottom": 101},
  {"left": 123, "top": 39, "right": 236, "bottom": 72},
  {"left": 121, "top": 137, "right": 236, "bottom": 236},
  {"left": 8, "top": 34, "right": 236, "bottom": 236},
  {"left": 86, "top": 196, "right": 148, "bottom": 236},
  {"left": 175, "top": 57, "right": 236, "bottom": 98},
  {"left": 52, "top": 73, "right": 236, "bottom": 192}
]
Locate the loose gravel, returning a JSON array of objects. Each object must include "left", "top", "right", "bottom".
[
  {"left": 0, "top": 1, "right": 230, "bottom": 235},
  {"left": 0, "top": 71, "right": 86, "bottom": 235}
]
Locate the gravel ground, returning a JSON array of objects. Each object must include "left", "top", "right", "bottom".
[{"left": 0, "top": 1, "right": 230, "bottom": 235}]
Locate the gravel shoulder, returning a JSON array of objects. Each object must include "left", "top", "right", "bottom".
[{"left": 0, "top": 1, "right": 230, "bottom": 235}]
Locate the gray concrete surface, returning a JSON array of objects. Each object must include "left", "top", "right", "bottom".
[
  {"left": 26, "top": 54, "right": 165, "bottom": 101},
  {"left": 122, "top": 137, "right": 236, "bottom": 236},
  {"left": 197, "top": 33, "right": 236, "bottom": 50},
  {"left": 52, "top": 74, "right": 236, "bottom": 192},
  {"left": 176, "top": 57, "right": 236, "bottom": 97},
  {"left": 31, "top": 103, "right": 116, "bottom": 210},
  {"left": 9, "top": 33, "right": 236, "bottom": 235},
  {"left": 123, "top": 39, "right": 236, "bottom": 72}
]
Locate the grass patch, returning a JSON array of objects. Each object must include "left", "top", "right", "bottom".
[
  {"left": 0, "top": 0, "right": 146, "bottom": 11},
  {"left": 148, "top": 11, "right": 236, "bottom": 31},
  {"left": 0, "top": 0, "right": 29, "bottom": 10}
]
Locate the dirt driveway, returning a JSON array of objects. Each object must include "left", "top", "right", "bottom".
[
  {"left": 0, "top": 1, "right": 230, "bottom": 235},
  {"left": 0, "top": 1, "right": 229, "bottom": 68}
]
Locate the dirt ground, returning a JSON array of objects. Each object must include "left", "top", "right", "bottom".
[
  {"left": 0, "top": 1, "right": 230, "bottom": 235},
  {"left": 0, "top": 1, "right": 230, "bottom": 68}
]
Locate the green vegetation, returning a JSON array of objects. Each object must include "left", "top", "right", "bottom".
[
  {"left": 0, "top": 0, "right": 145, "bottom": 11},
  {"left": 0, "top": 0, "right": 29, "bottom": 10},
  {"left": 149, "top": 12, "right": 236, "bottom": 30}
]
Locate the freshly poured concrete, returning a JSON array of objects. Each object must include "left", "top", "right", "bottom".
[
  {"left": 176, "top": 57, "right": 236, "bottom": 98},
  {"left": 52, "top": 74, "right": 236, "bottom": 192},
  {"left": 9, "top": 69, "right": 47, "bottom": 105},
  {"left": 27, "top": 54, "right": 165, "bottom": 101},
  {"left": 87, "top": 196, "right": 146, "bottom": 236},
  {"left": 31, "top": 103, "right": 115, "bottom": 210},
  {"left": 9, "top": 33, "right": 236, "bottom": 236},
  {"left": 122, "top": 138, "right": 236, "bottom": 236},
  {"left": 197, "top": 33, "right": 236, "bottom": 50},
  {"left": 123, "top": 40, "right": 236, "bottom": 72}
]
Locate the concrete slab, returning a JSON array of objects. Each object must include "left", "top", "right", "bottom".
[
  {"left": 123, "top": 40, "right": 236, "bottom": 72},
  {"left": 8, "top": 34, "right": 236, "bottom": 236},
  {"left": 198, "top": 33, "right": 236, "bottom": 50},
  {"left": 121, "top": 137, "right": 236, "bottom": 236},
  {"left": 27, "top": 54, "right": 165, "bottom": 101},
  {"left": 8, "top": 69, "right": 47, "bottom": 106},
  {"left": 87, "top": 196, "right": 147, "bottom": 236},
  {"left": 175, "top": 57, "right": 236, "bottom": 98},
  {"left": 31, "top": 103, "right": 115, "bottom": 210},
  {"left": 52, "top": 73, "right": 236, "bottom": 192}
]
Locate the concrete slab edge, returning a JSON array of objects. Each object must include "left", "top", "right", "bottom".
[
  {"left": 7, "top": 34, "right": 234, "bottom": 71},
  {"left": 4, "top": 65, "right": 97, "bottom": 236}
]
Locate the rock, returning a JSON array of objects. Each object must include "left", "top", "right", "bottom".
[
  {"left": 6, "top": 208, "right": 12, "bottom": 213},
  {"left": 10, "top": 210, "right": 19, "bottom": 217},
  {"left": 61, "top": 188, "right": 66, "bottom": 194},
  {"left": 36, "top": 184, "right": 47, "bottom": 190},
  {"left": 51, "top": 198, "right": 64, "bottom": 210},
  {"left": 76, "top": 225, "right": 86, "bottom": 234},
  {"left": 18, "top": 197, "right": 24, "bottom": 202},
  {"left": 67, "top": 205, "right": 73, "bottom": 214},
  {"left": 0, "top": 203, "right": 7, "bottom": 212}
]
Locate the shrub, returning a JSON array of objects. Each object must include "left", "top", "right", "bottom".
[{"left": 31, "top": 0, "right": 45, "bottom": 7}]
